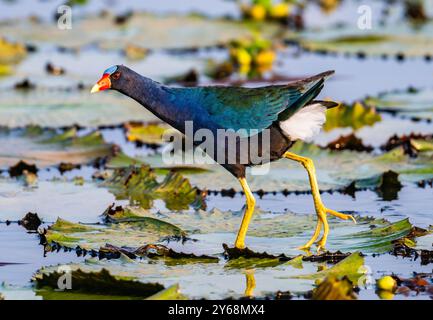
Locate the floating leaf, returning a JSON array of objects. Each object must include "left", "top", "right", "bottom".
[
  {"left": 223, "top": 243, "right": 292, "bottom": 262},
  {"left": 146, "top": 284, "right": 186, "bottom": 300},
  {"left": 341, "top": 219, "right": 412, "bottom": 253},
  {"left": 43, "top": 217, "right": 185, "bottom": 251},
  {"left": 414, "top": 232, "right": 433, "bottom": 251},
  {"left": 33, "top": 268, "right": 164, "bottom": 300},
  {"left": 323, "top": 102, "right": 382, "bottom": 131},
  {"left": 147, "top": 208, "right": 424, "bottom": 256},
  {"left": 365, "top": 87, "right": 433, "bottom": 121},
  {"left": 124, "top": 122, "right": 180, "bottom": 146},
  {"left": 0, "top": 127, "right": 113, "bottom": 169},
  {"left": 299, "top": 22, "right": 433, "bottom": 57},
  {"left": 0, "top": 90, "right": 155, "bottom": 128},
  {"left": 100, "top": 165, "right": 204, "bottom": 210},
  {"left": 28, "top": 256, "right": 315, "bottom": 299},
  {"left": 294, "top": 252, "right": 364, "bottom": 283},
  {"left": 312, "top": 276, "right": 357, "bottom": 300},
  {"left": 1, "top": 13, "right": 281, "bottom": 50}
]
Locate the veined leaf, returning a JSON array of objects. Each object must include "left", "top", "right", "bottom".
[
  {"left": 44, "top": 217, "right": 185, "bottom": 251},
  {"left": 0, "top": 127, "right": 113, "bottom": 169},
  {"left": 294, "top": 252, "right": 364, "bottom": 283},
  {"left": 100, "top": 165, "right": 204, "bottom": 210},
  {"left": 33, "top": 268, "right": 164, "bottom": 300}
]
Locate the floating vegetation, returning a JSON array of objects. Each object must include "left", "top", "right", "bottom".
[
  {"left": 42, "top": 217, "right": 185, "bottom": 252},
  {"left": 323, "top": 102, "right": 382, "bottom": 131},
  {"left": 207, "top": 36, "right": 278, "bottom": 80},
  {"left": 0, "top": 13, "right": 281, "bottom": 50},
  {"left": 33, "top": 268, "right": 166, "bottom": 300},
  {"left": 312, "top": 276, "right": 357, "bottom": 300},
  {"left": 239, "top": 0, "right": 302, "bottom": 28},
  {"left": 0, "top": 89, "right": 155, "bottom": 128},
  {"left": 298, "top": 13, "right": 433, "bottom": 59},
  {"left": 365, "top": 87, "right": 433, "bottom": 121},
  {"left": 0, "top": 37, "right": 27, "bottom": 65},
  {"left": 326, "top": 133, "right": 373, "bottom": 152},
  {"left": 100, "top": 165, "right": 205, "bottom": 210},
  {"left": 19, "top": 212, "right": 42, "bottom": 231},
  {"left": 0, "top": 127, "right": 114, "bottom": 169},
  {"left": 124, "top": 122, "right": 180, "bottom": 147}
]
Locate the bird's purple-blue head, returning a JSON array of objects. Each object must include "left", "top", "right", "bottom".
[{"left": 91, "top": 65, "right": 120, "bottom": 93}]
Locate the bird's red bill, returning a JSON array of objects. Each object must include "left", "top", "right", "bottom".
[{"left": 91, "top": 74, "right": 111, "bottom": 93}]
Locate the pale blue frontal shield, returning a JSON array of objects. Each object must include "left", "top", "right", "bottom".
[{"left": 103, "top": 65, "right": 118, "bottom": 75}]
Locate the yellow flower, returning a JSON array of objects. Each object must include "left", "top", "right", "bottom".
[
  {"left": 236, "top": 48, "right": 252, "bottom": 66},
  {"left": 270, "top": 3, "right": 290, "bottom": 19},
  {"left": 255, "top": 50, "right": 276, "bottom": 67},
  {"left": 239, "top": 64, "right": 251, "bottom": 76},
  {"left": 250, "top": 4, "right": 266, "bottom": 21},
  {"left": 0, "top": 64, "right": 12, "bottom": 76},
  {"left": 376, "top": 276, "right": 397, "bottom": 292}
]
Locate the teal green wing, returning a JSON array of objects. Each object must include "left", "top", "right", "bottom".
[{"left": 165, "top": 71, "right": 333, "bottom": 135}]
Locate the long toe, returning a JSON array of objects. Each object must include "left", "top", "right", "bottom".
[{"left": 326, "top": 208, "right": 357, "bottom": 223}]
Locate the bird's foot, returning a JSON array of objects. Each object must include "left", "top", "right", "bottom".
[
  {"left": 298, "top": 204, "right": 356, "bottom": 252},
  {"left": 326, "top": 207, "right": 357, "bottom": 224}
]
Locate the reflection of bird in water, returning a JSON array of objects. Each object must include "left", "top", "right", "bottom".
[
  {"left": 91, "top": 65, "right": 356, "bottom": 251},
  {"left": 244, "top": 270, "right": 256, "bottom": 297}
]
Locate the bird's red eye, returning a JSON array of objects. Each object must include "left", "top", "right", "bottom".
[{"left": 112, "top": 72, "right": 121, "bottom": 80}]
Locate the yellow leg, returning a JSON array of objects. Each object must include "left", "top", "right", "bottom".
[
  {"left": 244, "top": 270, "right": 256, "bottom": 297},
  {"left": 284, "top": 152, "right": 356, "bottom": 251},
  {"left": 235, "top": 177, "right": 256, "bottom": 249}
]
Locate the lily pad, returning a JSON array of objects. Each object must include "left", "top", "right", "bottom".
[
  {"left": 100, "top": 165, "right": 205, "bottom": 210},
  {"left": 0, "top": 127, "right": 113, "bottom": 169},
  {"left": 0, "top": 90, "right": 157, "bottom": 128},
  {"left": 27, "top": 256, "right": 318, "bottom": 299},
  {"left": 340, "top": 219, "right": 413, "bottom": 253},
  {"left": 43, "top": 217, "right": 185, "bottom": 251},
  {"left": 299, "top": 22, "right": 433, "bottom": 57},
  {"left": 414, "top": 232, "right": 433, "bottom": 251},
  {"left": 365, "top": 87, "right": 433, "bottom": 121},
  {"left": 124, "top": 122, "right": 181, "bottom": 146},
  {"left": 311, "top": 276, "right": 357, "bottom": 300},
  {"left": 154, "top": 208, "right": 419, "bottom": 255},
  {"left": 293, "top": 252, "right": 364, "bottom": 283},
  {"left": 47, "top": 200, "right": 423, "bottom": 257},
  {"left": 33, "top": 268, "right": 165, "bottom": 300},
  {"left": 1, "top": 13, "right": 281, "bottom": 50}
]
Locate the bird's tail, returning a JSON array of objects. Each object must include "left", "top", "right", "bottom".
[
  {"left": 278, "top": 70, "right": 335, "bottom": 121},
  {"left": 311, "top": 100, "right": 339, "bottom": 109},
  {"left": 299, "top": 70, "right": 335, "bottom": 84}
]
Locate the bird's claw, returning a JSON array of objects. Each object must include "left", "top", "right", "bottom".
[
  {"left": 297, "top": 205, "right": 356, "bottom": 252},
  {"left": 326, "top": 207, "right": 357, "bottom": 224}
]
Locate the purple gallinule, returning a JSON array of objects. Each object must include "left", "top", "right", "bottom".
[{"left": 91, "top": 65, "right": 355, "bottom": 251}]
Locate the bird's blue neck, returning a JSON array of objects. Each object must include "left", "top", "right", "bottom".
[{"left": 117, "top": 73, "right": 177, "bottom": 127}]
